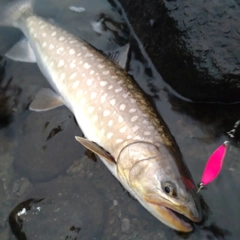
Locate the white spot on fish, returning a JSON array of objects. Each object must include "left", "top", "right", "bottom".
[
  {"left": 100, "top": 129, "right": 105, "bottom": 136},
  {"left": 144, "top": 131, "right": 151, "bottom": 136},
  {"left": 107, "top": 132, "right": 113, "bottom": 139},
  {"left": 120, "top": 104, "right": 126, "bottom": 111},
  {"left": 133, "top": 126, "right": 139, "bottom": 132},
  {"left": 93, "top": 115, "right": 98, "bottom": 122},
  {"left": 143, "top": 120, "right": 149, "bottom": 124},
  {"left": 131, "top": 116, "right": 138, "bottom": 122},
  {"left": 69, "top": 49, "right": 75, "bottom": 55},
  {"left": 51, "top": 32, "right": 56, "bottom": 36},
  {"left": 77, "top": 90, "right": 82, "bottom": 97},
  {"left": 131, "top": 99, "right": 136, "bottom": 103},
  {"left": 129, "top": 108, "right": 136, "bottom": 113},
  {"left": 108, "top": 120, "right": 113, "bottom": 127},
  {"left": 120, "top": 127, "right": 126, "bottom": 133},
  {"left": 70, "top": 40, "right": 77, "bottom": 44},
  {"left": 103, "top": 110, "right": 110, "bottom": 117},
  {"left": 58, "top": 60, "right": 64, "bottom": 68},
  {"left": 42, "top": 32, "right": 47, "bottom": 37},
  {"left": 85, "top": 53, "right": 93, "bottom": 57},
  {"left": 42, "top": 42, "right": 47, "bottom": 47},
  {"left": 108, "top": 85, "right": 113, "bottom": 90},
  {"left": 70, "top": 73, "right": 77, "bottom": 79},
  {"left": 115, "top": 88, "right": 122, "bottom": 93},
  {"left": 59, "top": 36, "right": 65, "bottom": 41},
  {"left": 57, "top": 47, "right": 64, "bottom": 54},
  {"left": 30, "top": 28, "right": 34, "bottom": 33},
  {"left": 40, "top": 25, "right": 46, "bottom": 29},
  {"left": 101, "top": 94, "right": 107, "bottom": 103},
  {"left": 127, "top": 136, "right": 132, "bottom": 139},
  {"left": 33, "top": 33, "right": 37, "bottom": 38},
  {"left": 49, "top": 44, "right": 54, "bottom": 50},
  {"left": 70, "top": 61, "right": 76, "bottom": 68},
  {"left": 116, "top": 139, "right": 123, "bottom": 143},
  {"left": 72, "top": 81, "right": 80, "bottom": 89},
  {"left": 103, "top": 70, "right": 110, "bottom": 75},
  {"left": 84, "top": 63, "right": 91, "bottom": 69},
  {"left": 82, "top": 73, "right": 86, "bottom": 77},
  {"left": 110, "top": 99, "right": 116, "bottom": 105},
  {"left": 60, "top": 73, "right": 65, "bottom": 81},
  {"left": 90, "top": 70, "right": 94, "bottom": 75},
  {"left": 118, "top": 116, "right": 123, "bottom": 122},
  {"left": 134, "top": 136, "right": 142, "bottom": 140},
  {"left": 100, "top": 81, "right": 107, "bottom": 86},
  {"left": 123, "top": 93, "right": 129, "bottom": 98},
  {"left": 111, "top": 76, "right": 118, "bottom": 79},
  {"left": 87, "top": 78, "right": 93, "bottom": 86},
  {"left": 91, "top": 92, "right": 97, "bottom": 99},
  {"left": 88, "top": 106, "right": 94, "bottom": 113},
  {"left": 98, "top": 64, "right": 104, "bottom": 69}
]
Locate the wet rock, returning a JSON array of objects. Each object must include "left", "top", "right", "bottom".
[
  {"left": 0, "top": 152, "right": 16, "bottom": 229},
  {"left": 119, "top": 0, "right": 240, "bottom": 102},
  {"left": 66, "top": 156, "right": 95, "bottom": 177},
  {"left": 121, "top": 218, "right": 130, "bottom": 232},
  {"left": 0, "top": 227, "right": 10, "bottom": 240},
  {"left": 13, "top": 109, "right": 84, "bottom": 182},
  {"left": 9, "top": 176, "right": 105, "bottom": 240},
  {"left": 12, "top": 178, "right": 33, "bottom": 197}
]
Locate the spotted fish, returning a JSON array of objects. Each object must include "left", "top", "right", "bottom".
[{"left": 0, "top": 0, "right": 202, "bottom": 232}]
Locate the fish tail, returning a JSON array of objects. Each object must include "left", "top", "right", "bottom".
[{"left": 0, "top": 0, "right": 33, "bottom": 28}]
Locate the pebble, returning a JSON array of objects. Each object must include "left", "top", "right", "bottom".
[{"left": 121, "top": 218, "right": 130, "bottom": 232}]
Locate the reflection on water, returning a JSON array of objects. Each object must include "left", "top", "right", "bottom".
[{"left": 0, "top": 0, "right": 239, "bottom": 239}]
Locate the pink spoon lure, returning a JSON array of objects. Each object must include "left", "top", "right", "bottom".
[{"left": 197, "top": 141, "right": 228, "bottom": 192}]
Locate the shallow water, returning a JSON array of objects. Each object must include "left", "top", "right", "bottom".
[{"left": 0, "top": 0, "right": 239, "bottom": 239}]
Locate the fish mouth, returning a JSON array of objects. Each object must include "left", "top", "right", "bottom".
[
  {"left": 146, "top": 197, "right": 197, "bottom": 232},
  {"left": 159, "top": 205, "right": 193, "bottom": 232}
]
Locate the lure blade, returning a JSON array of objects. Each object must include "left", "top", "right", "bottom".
[{"left": 201, "top": 141, "right": 228, "bottom": 186}]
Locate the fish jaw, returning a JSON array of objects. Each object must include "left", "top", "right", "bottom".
[
  {"left": 153, "top": 204, "right": 193, "bottom": 232},
  {"left": 144, "top": 195, "right": 200, "bottom": 232}
]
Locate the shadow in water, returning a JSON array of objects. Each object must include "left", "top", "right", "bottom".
[{"left": 0, "top": 60, "right": 22, "bottom": 129}]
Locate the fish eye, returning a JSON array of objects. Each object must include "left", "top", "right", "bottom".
[{"left": 162, "top": 181, "right": 176, "bottom": 196}]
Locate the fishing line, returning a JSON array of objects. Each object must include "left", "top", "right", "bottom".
[{"left": 197, "top": 119, "right": 240, "bottom": 193}]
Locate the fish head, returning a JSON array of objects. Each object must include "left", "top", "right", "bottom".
[{"left": 120, "top": 142, "right": 202, "bottom": 232}]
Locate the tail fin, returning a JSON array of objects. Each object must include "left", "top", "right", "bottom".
[{"left": 0, "top": 0, "right": 33, "bottom": 28}]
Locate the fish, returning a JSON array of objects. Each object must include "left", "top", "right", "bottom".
[{"left": 0, "top": 0, "right": 202, "bottom": 232}]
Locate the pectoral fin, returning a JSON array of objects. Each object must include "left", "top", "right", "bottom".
[
  {"left": 5, "top": 37, "right": 36, "bottom": 63},
  {"left": 75, "top": 136, "right": 115, "bottom": 164},
  {"left": 29, "top": 88, "right": 64, "bottom": 112},
  {"left": 107, "top": 43, "right": 130, "bottom": 69}
]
